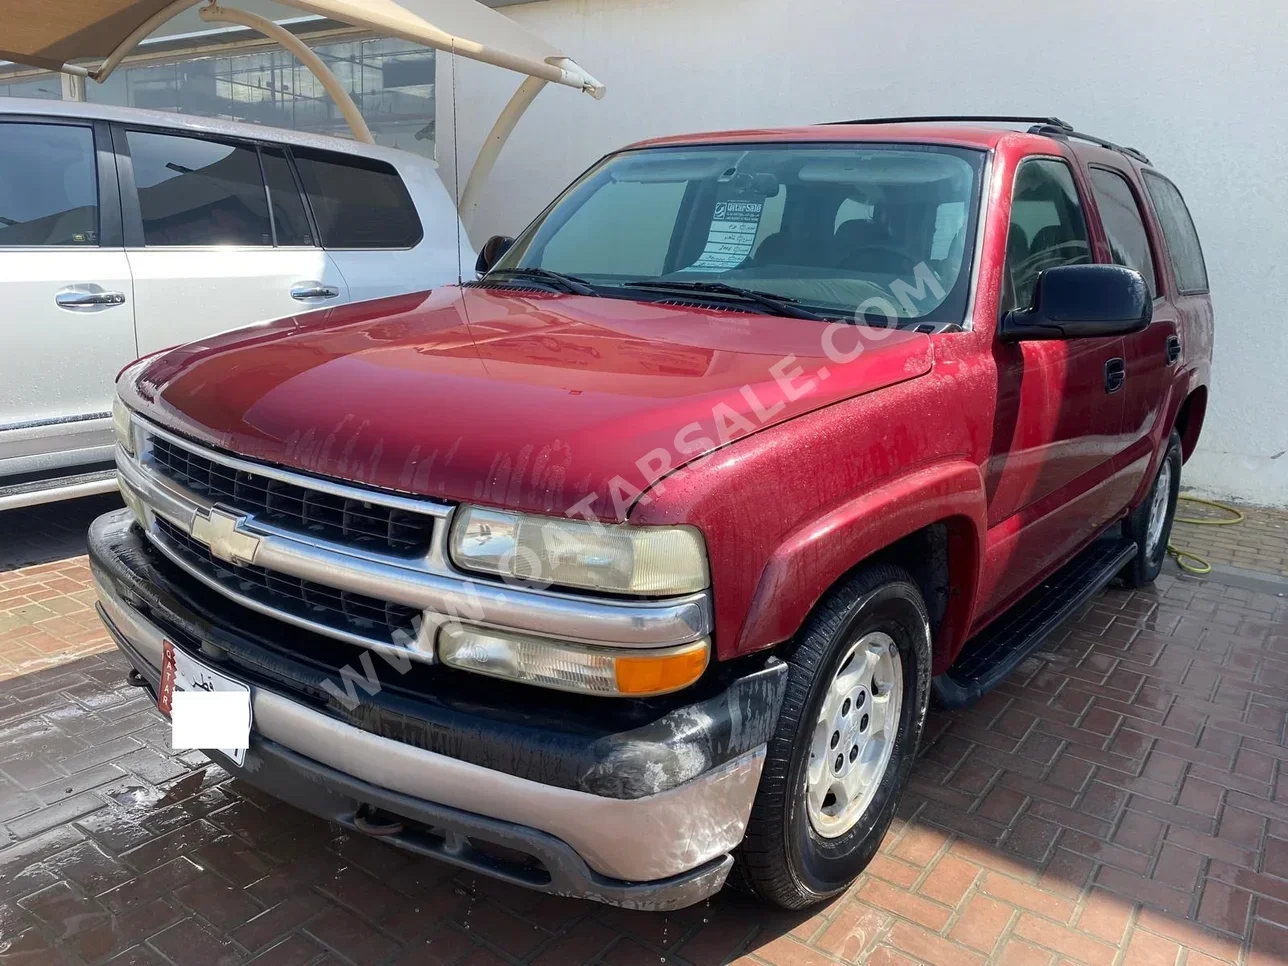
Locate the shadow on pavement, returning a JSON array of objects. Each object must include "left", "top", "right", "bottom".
[{"left": 0, "top": 492, "right": 123, "bottom": 570}]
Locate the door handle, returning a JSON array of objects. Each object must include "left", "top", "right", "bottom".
[
  {"left": 290, "top": 282, "right": 340, "bottom": 301},
  {"left": 1165, "top": 335, "right": 1182, "bottom": 366},
  {"left": 1104, "top": 358, "right": 1126, "bottom": 394},
  {"left": 55, "top": 288, "right": 126, "bottom": 309}
]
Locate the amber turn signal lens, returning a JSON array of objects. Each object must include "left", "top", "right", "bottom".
[
  {"left": 614, "top": 642, "right": 709, "bottom": 696},
  {"left": 438, "top": 626, "right": 710, "bottom": 697}
]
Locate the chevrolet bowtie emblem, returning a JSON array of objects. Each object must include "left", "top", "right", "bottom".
[{"left": 190, "top": 508, "right": 262, "bottom": 566}]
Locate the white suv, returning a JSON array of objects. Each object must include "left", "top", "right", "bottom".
[{"left": 0, "top": 97, "right": 472, "bottom": 509}]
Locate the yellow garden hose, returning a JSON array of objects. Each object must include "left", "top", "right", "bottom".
[{"left": 1167, "top": 496, "right": 1246, "bottom": 576}]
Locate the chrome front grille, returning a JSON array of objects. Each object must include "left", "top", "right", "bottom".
[
  {"left": 154, "top": 517, "right": 421, "bottom": 648},
  {"left": 115, "top": 413, "right": 714, "bottom": 662},
  {"left": 148, "top": 435, "right": 435, "bottom": 557}
]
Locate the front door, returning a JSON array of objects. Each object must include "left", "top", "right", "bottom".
[
  {"left": 116, "top": 127, "right": 349, "bottom": 356},
  {"left": 979, "top": 156, "right": 1126, "bottom": 618},
  {"left": 0, "top": 117, "right": 136, "bottom": 476}
]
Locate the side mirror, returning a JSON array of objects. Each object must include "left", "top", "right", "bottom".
[
  {"left": 1000, "top": 264, "right": 1151, "bottom": 341},
  {"left": 475, "top": 235, "right": 514, "bottom": 274}
]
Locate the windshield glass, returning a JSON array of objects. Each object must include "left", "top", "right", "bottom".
[{"left": 493, "top": 142, "right": 986, "bottom": 325}]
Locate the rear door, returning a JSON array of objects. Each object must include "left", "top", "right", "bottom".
[
  {"left": 0, "top": 116, "right": 135, "bottom": 475},
  {"left": 115, "top": 126, "right": 350, "bottom": 355},
  {"left": 290, "top": 147, "right": 429, "bottom": 303},
  {"left": 1084, "top": 163, "right": 1177, "bottom": 514}
]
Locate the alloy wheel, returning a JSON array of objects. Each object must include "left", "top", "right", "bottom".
[{"left": 805, "top": 631, "right": 903, "bottom": 838}]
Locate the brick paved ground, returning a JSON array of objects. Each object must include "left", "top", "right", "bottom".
[
  {"left": 2, "top": 495, "right": 1288, "bottom": 965},
  {"left": 0, "top": 495, "right": 121, "bottom": 684},
  {"left": 1173, "top": 496, "right": 1288, "bottom": 577}
]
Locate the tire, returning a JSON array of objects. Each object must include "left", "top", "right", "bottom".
[
  {"left": 1120, "top": 429, "right": 1183, "bottom": 588},
  {"left": 733, "top": 563, "right": 932, "bottom": 909}
]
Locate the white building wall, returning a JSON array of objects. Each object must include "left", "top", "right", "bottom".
[{"left": 438, "top": 0, "right": 1288, "bottom": 506}]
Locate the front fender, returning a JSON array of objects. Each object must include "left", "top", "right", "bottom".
[{"left": 737, "top": 460, "right": 987, "bottom": 671}]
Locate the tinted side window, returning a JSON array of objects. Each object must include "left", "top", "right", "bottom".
[
  {"left": 1088, "top": 168, "right": 1158, "bottom": 296},
  {"left": 1004, "top": 159, "right": 1092, "bottom": 312},
  {"left": 261, "top": 147, "right": 313, "bottom": 247},
  {"left": 0, "top": 123, "right": 97, "bottom": 247},
  {"left": 292, "top": 149, "right": 421, "bottom": 249},
  {"left": 128, "top": 130, "right": 272, "bottom": 246},
  {"left": 1144, "top": 171, "right": 1209, "bottom": 295}
]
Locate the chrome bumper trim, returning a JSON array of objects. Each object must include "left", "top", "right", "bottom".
[
  {"left": 96, "top": 582, "right": 762, "bottom": 883},
  {"left": 115, "top": 427, "right": 712, "bottom": 652}
]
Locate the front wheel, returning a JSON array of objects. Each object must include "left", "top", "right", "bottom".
[
  {"left": 1120, "top": 430, "right": 1183, "bottom": 587},
  {"left": 733, "top": 564, "right": 931, "bottom": 909}
]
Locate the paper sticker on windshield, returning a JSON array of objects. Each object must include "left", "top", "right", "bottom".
[{"left": 682, "top": 200, "right": 764, "bottom": 272}]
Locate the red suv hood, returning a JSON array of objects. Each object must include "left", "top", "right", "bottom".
[{"left": 125, "top": 287, "right": 933, "bottom": 521}]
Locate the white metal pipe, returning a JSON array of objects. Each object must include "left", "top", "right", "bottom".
[
  {"left": 93, "top": 0, "right": 208, "bottom": 82},
  {"left": 550, "top": 57, "right": 605, "bottom": 101},
  {"left": 197, "top": 4, "right": 375, "bottom": 143},
  {"left": 458, "top": 74, "right": 547, "bottom": 231},
  {"left": 277, "top": 0, "right": 603, "bottom": 96}
]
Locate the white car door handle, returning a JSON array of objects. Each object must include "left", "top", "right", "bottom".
[
  {"left": 55, "top": 287, "right": 127, "bottom": 309},
  {"left": 290, "top": 282, "right": 341, "bottom": 301}
]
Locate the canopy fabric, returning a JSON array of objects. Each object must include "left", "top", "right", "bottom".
[
  {"left": 0, "top": 0, "right": 177, "bottom": 72},
  {"left": 0, "top": 0, "right": 603, "bottom": 94}
]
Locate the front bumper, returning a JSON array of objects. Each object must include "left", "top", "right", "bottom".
[{"left": 91, "top": 510, "right": 786, "bottom": 909}]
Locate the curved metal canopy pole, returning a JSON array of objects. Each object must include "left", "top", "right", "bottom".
[
  {"left": 197, "top": 4, "right": 374, "bottom": 143},
  {"left": 458, "top": 75, "right": 547, "bottom": 231}
]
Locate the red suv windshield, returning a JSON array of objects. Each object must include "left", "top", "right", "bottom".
[{"left": 495, "top": 142, "right": 987, "bottom": 325}]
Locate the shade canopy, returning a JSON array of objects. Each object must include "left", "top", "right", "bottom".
[
  {"left": 1, "top": 0, "right": 176, "bottom": 72},
  {"left": 0, "top": 0, "right": 604, "bottom": 95}
]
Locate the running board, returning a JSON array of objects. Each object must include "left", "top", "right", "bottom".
[
  {"left": 0, "top": 469, "right": 118, "bottom": 511},
  {"left": 932, "top": 536, "right": 1137, "bottom": 709}
]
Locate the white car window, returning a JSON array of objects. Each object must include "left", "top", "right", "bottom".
[
  {"left": 0, "top": 123, "right": 98, "bottom": 246},
  {"left": 293, "top": 149, "right": 422, "bottom": 250},
  {"left": 128, "top": 130, "right": 273, "bottom": 247}
]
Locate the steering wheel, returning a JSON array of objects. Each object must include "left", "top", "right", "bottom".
[{"left": 1015, "top": 241, "right": 1090, "bottom": 279}]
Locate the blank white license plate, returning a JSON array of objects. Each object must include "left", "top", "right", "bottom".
[{"left": 159, "top": 640, "right": 252, "bottom": 766}]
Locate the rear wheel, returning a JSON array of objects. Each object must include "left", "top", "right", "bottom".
[
  {"left": 1120, "top": 430, "right": 1182, "bottom": 587},
  {"left": 734, "top": 564, "right": 931, "bottom": 908}
]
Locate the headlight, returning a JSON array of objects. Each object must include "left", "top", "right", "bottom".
[
  {"left": 112, "top": 396, "right": 136, "bottom": 457},
  {"left": 449, "top": 506, "right": 708, "bottom": 596},
  {"left": 438, "top": 624, "right": 709, "bottom": 696}
]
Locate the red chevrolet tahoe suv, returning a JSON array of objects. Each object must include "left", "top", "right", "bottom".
[{"left": 91, "top": 116, "right": 1212, "bottom": 910}]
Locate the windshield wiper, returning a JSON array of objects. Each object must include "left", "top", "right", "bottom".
[
  {"left": 483, "top": 267, "right": 596, "bottom": 296},
  {"left": 629, "top": 280, "right": 825, "bottom": 321}
]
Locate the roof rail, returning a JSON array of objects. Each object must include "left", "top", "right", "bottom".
[
  {"left": 818, "top": 115, "right": 1152, "bottom": 166},
  {"left": 1026, "top": 123, "right": 1152, "bottom": 166},
  {"left": 821, "top": 115, "right": 1075, "bottom": 131}
]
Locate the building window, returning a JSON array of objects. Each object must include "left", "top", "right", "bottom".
[
  {"left": 75, "top": 34, "right": 435, "bottom": 158},
  {"left": 0, "top": 74, "right": 62, "bottom": 99}
]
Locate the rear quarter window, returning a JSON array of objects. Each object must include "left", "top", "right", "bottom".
[
  {"left": 1143, "top": 171, "right": 1209, "bottom": 295},
  {"left": 293, "top": 149, "right": 422, "bottom": 250}
]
